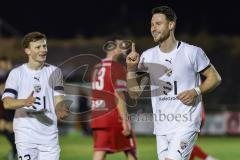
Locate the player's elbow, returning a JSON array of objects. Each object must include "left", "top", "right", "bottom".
[
  {"left": 2, "top": 98, "right": 16, "bottom": 110},
  {"left": 215, "top": 72, "right": 222, "bottom": 87},
  {"left": 3, "top": 99, "right": 11, "bottom": 109}
]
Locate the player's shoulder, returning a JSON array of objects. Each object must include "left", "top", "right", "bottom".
[
  {"left": 181, "top": 41, "right": 203, "bottom": 53},
  {"left": 44, "top": 63, "right": 62, "bottom": 72},
  {"left": 101, "top": 59, "right": 124, "bottom": 70},
  {"left": 44, "top": 63, "right": 57, "bottom": 69},
  {"left": 142, "top": 45, "right": 159, "bottom": 56},
  {"left": 140, "top": 45, "right": 159, "bottom": 62},
  {"left": 9, "top": 64, "right": 24, "bottom": 75},
  {"left": 102, "top": 58, "right": 112, "bottom": 64}
]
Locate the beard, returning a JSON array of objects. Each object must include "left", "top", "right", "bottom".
[{"left": 152, "top": 31, "right": 170, "bottom": 43}]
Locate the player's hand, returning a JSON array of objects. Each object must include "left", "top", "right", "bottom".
[
  {"left": 122, "top": 120, "right": 131, "bottom": 137},
  {"left": 56, "top": 101, "right": 70, "bottom": 120},
  {"left": 126, "top": 43, "right": 140, "bottom": 72},
  {"left": 177, "top": 89, "right": 198, "bottom": 106},
  {"left": 24, "top": 91, "right": 36, "bottom": 107}
]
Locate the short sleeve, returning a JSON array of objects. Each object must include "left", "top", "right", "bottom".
[
  {"left": 2, "top": 69, "right": 19, "bottom": 99},
  {"left": 49, "top": 68, "right": 65, "bottom": 96},
  {"left": 193, "top": 47, "right": 210, "bottom": 73}
]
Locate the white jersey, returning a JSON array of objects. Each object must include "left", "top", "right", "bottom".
[
  {"left": 1, "top": 63, "right": 64, "bottom": 145},
  {"left": 138, "top": 42, "right": 210, "bottom": 135}
]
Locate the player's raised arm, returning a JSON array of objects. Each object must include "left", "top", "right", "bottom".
[
  {"left": 126, "top": 43, "right": 143, "bottom": 100},
  {"left": 3, "top": 91, "right": 36, "bottom": 110}
]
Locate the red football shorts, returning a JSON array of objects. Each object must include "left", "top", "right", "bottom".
[{"left": 93, "top": 127, "right": 136, "bottom": 153}]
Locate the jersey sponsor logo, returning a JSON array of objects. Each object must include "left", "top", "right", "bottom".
[
  {"left": 159, "top": 96, "right": 177, "bottom": 101},
  {"left": 92, "top": 99, "right": 107, "bottom": 111}
]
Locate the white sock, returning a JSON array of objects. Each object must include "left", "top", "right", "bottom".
[{"left": 205, "top": 155, "right": 218, "bottom": 160}]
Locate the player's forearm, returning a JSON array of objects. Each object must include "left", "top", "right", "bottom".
[
  {"left": 199, "top": 67, "right": 221, "bottom": 95},
  {"left": 127, "top": 72, "right": 142, "bottom": 99},
  {"left": 3, "top": 97, "right": 26, "bottom": 110},
  {"left": 115, "top": 92, "right": 128, "bottom": 121},
  {"left": 117, "top": 100, "right": 128, "bottom": 122}
]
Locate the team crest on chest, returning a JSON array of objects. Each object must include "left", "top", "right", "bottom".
[
  {"left": 34, "top": 84, "right": 41, "bottom": 93},
  {"left": 33, "top": 76, "right": 41, "bottom": 93}
]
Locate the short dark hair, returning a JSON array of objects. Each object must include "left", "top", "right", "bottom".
[
  {"left": 152, "top": 6, "right": 177, "bottom": 22},
  {"left": 22, "top": 32, "right": 46, "bottom": 48}
]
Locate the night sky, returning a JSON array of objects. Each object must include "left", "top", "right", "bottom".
[{"left": 0, "top": 0, "right": 239, "bottom": 38}]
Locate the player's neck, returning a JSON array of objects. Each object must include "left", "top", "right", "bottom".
[
  {"left": 27, "top": 60, "right": 44, "bottom": 70},
  {"left": 159, "top": 34, "right": 178, "bottom": 53},
  {"left": 106, "top": 53, "right": 118, "bottom": 61}
]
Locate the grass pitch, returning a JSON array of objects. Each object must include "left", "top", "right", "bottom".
[{"left": 0, "top": 135, "right": 239, "bottom": 160}]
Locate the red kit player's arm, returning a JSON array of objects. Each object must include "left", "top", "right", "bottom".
[
  {"left": 115, "top": 91, "right": 127, "bottom": 121},
  {"left": 115, "top": 90, "right": 131, "bottom": 136}
]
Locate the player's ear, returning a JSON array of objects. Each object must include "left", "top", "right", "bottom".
[
  {"left": 25, "top": 48, "right": 31, "bottom": 55},
  {"left": 169, "top": 21, "right": 175, "bottom": 31}
]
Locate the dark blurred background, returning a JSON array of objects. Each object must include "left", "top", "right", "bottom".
[{"left": 0, "top": 0, "right": 239, "bottom": 38}]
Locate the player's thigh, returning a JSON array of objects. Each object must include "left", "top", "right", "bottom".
[
  {"left": 93, "top": 129, "right": 109, "bottom": 149},
  {"left": 167, "top": 131, "right": 198, "bottom": 160},
  {"left": 156, "top": 135, "right": 168, "bottom": 160},
  {"left": 16, "top": 143, "right": 38, "bottom": 160},
  {"left": 38, "top": 144, "right": 60, "bottom": 160}
]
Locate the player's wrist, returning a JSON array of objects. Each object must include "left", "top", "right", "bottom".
[
  {"left": 126, "top": 64, "right": 138, "bottom": 72},
  {"left": 19, "top": 99, "right": 28, "bottom": 107},
  {"left": 193, "top": 86, "right": 201, "bottom": 96},
  {"left": 127, "top": 72, "right": 137, "bottom": 79}
]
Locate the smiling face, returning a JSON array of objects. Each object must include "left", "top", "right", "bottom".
[
  {"left": 25, "top": 39, "right": 48, "bottom": 64},
  {"left": 151, "top": 13, "right": 175, "bottom": 43}
]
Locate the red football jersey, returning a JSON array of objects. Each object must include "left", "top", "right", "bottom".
[{"left": 91, "top": 59, "right": 127, "bottom": 128}]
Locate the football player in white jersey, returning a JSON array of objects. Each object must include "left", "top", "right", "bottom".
[
  {"left": 1, "top": 32, "right": 69, "bottom": 160},
  {"left": 126, "top": 6, "right": 221, "bottom": 160}
]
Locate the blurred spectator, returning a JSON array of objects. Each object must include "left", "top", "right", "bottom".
[{"left": 0, "top": 56, "right": 17, "bottom": 160}]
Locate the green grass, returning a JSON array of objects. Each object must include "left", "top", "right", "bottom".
[{"left": 0, "top": 135, "right": 239, "bottom": 160}]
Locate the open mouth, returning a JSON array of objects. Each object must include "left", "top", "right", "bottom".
[{"left": 39, "top": 54, "right": 47, "bottom": 58}]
